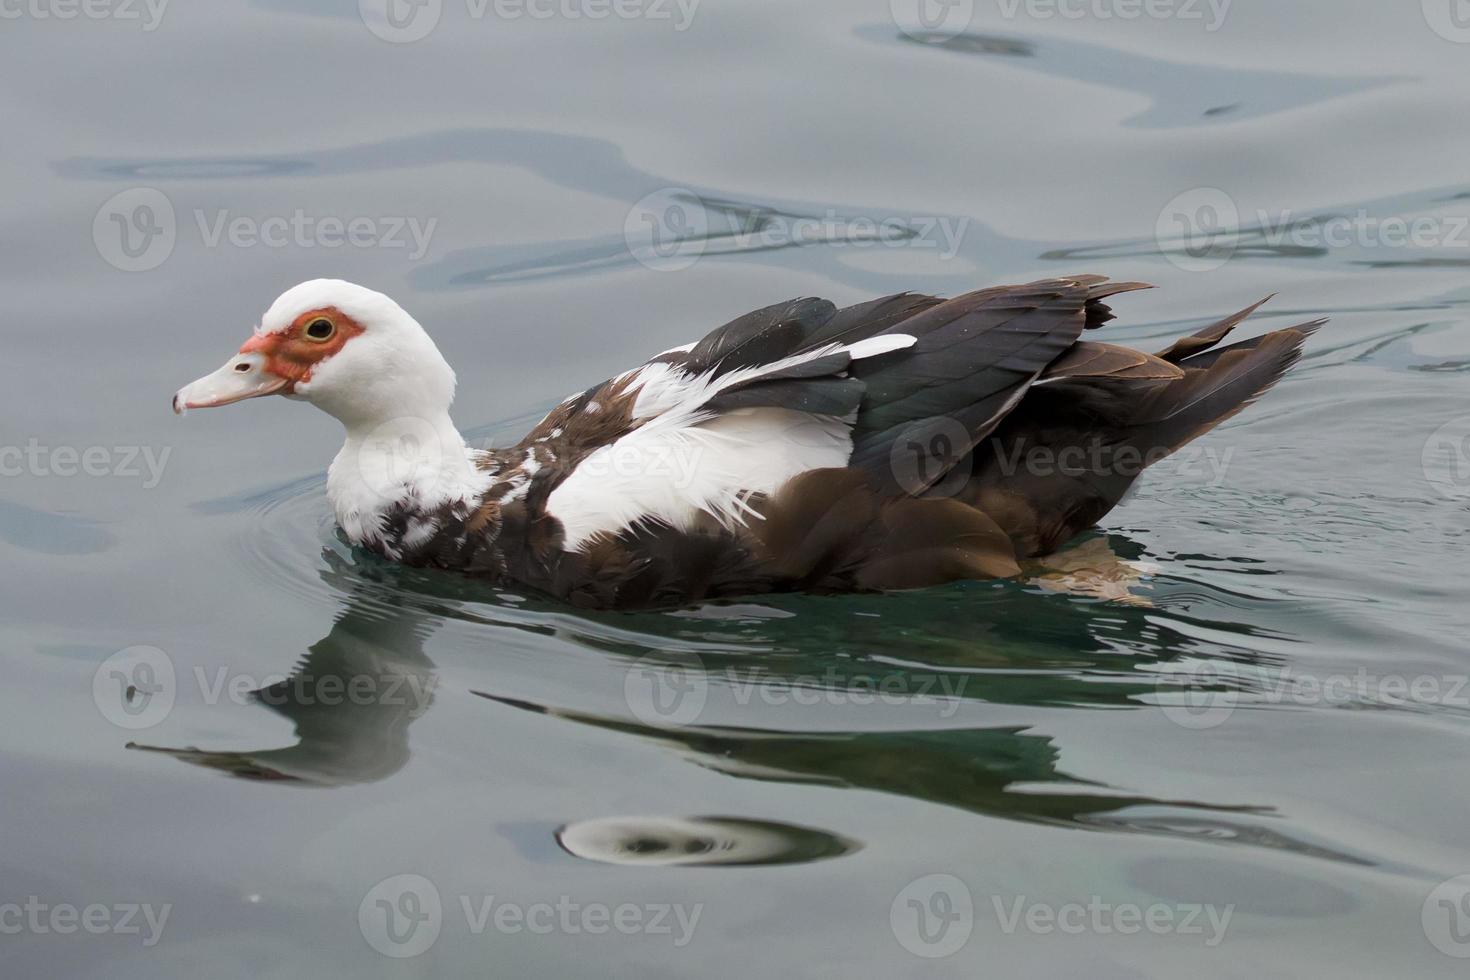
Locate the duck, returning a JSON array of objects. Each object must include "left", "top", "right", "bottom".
[{"left": 174, "top": 276, "right": 1321, "bottom": 610}]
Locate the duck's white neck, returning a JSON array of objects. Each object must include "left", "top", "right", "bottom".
[{"left": 326, "top": 409, "right": 489, "bottom": 553}]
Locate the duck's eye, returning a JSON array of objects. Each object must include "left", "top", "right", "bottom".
[{"left": 304, "top": 318, "right": 335, "bottom": 342}]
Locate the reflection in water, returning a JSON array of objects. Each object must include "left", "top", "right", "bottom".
[
  {"left": 903, "top": 34, "right": 1036, "bottom": 57},
  {"left": 0, "top": 500, "right": 112, "bottom": 555},
  {"left": 479, "top": 691, "right": 1297, "bottom": 849},
  {"left": 119, "top": 523, "right": 1371, "bottom": 867},
  {"left": 556, "top": 816, "right": 860, "bottom": 867},
  {"left": 1047, "top": 184, "right": 1470, "bottom": 271},
  {"left": 1129, "top": 855, "right": 1360, "bottom": 917},
  {"left": 427, "top": 194, "right": 924, "bottom": 289},
  {"left": 870, "top": 28, "right": 1400, "bottom": 128},
  {"left": 128, "top": 558, "right": 438, "bottom": 786},
  {"left": 481, "top": 689, "right": 1372, "bottom": 867}
]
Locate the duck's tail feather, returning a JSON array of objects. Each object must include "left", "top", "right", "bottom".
[
  {"left": 1129, "top": 316, "right": 1323, "bottom": 451},
  {"left": 961, "top": 306, "right": 1320, "bottom": 556}
]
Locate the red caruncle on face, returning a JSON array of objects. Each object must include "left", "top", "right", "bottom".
[{"left": 239, "top": 306, "right": 365, "bottom": 389}]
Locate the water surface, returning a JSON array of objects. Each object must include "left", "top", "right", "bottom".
[{"left": 3, "top": 1, "right": 1470, "bottom": 976}]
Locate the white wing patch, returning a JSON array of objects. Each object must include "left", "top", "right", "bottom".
[
  {"left": 626, "top": 334, "right": 915, "bottom": 421},
  {"left": 548, "top": 407, "right": 851, "bottom": 551},
  {"left": 547, "top": 333, "right": 915, "bottom": 552}
]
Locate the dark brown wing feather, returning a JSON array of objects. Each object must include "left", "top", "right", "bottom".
[
  {"left": 847, "top": 278, "right": 1146, "bottom": 496},
  {"left": 1154, "top": 295, "right": 1275, "bottom": 363}
]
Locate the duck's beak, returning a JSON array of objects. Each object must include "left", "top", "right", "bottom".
[{"left": 173, "top": 350, "right": 290, "bottom": 415}]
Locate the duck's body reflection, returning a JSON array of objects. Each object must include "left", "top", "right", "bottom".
[{"left": 126, "top": 543, "right": 1368, "bottom": 868}]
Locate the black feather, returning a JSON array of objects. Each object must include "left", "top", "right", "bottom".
[{"left": 683, "top": 297, "right": 836, "bottom": 376}]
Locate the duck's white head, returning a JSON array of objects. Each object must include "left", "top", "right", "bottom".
[
  {"left": 176, "top": 280, "right": 488, "bottom": 553},
  {"left": 173, "top": 278, "right": 456, "bottom": 428}
]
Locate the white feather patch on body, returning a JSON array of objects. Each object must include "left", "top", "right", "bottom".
[
  {"left": 548, "top": 407, "right": 851, "bottom": 551},
  {"left": 547, "top": 333, "right": 915, "bottom": 552},
  {"left": 626, "top": 334, "right": 915, "bottom": 421}
]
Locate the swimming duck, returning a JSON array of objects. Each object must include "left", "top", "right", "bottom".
[{"left": 174, "top": 276, "right": 1320, "bottom": 609}]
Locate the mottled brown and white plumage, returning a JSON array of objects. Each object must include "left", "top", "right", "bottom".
[{"left": 174, "top": 276, "right": 1321, "bottom": 609}]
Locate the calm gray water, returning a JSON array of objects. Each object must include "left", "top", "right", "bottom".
[{"left": 4, "top": 1, "right": 1470, "bottom": 976}]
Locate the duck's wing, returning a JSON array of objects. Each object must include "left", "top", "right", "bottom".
[
  {"left": 518, "top": 277, "right": 1143, "bottom": 554},
  {"left": 845, "top": 276, "right": 1150, "bottom": 494},
  {"left": 518, "top": 294, "right": 930, "bottom": 551}
]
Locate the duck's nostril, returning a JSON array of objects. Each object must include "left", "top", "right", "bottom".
[{"left": 233, "top": 362, "right": 251, "bottom": 373}]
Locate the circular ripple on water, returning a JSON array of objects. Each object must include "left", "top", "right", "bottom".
[
  {"left": 226, "top": 475, "right": 349, "bottom": 610},
  {"left": 556, "top": 816, "right": 862, "bottom": 867}
]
